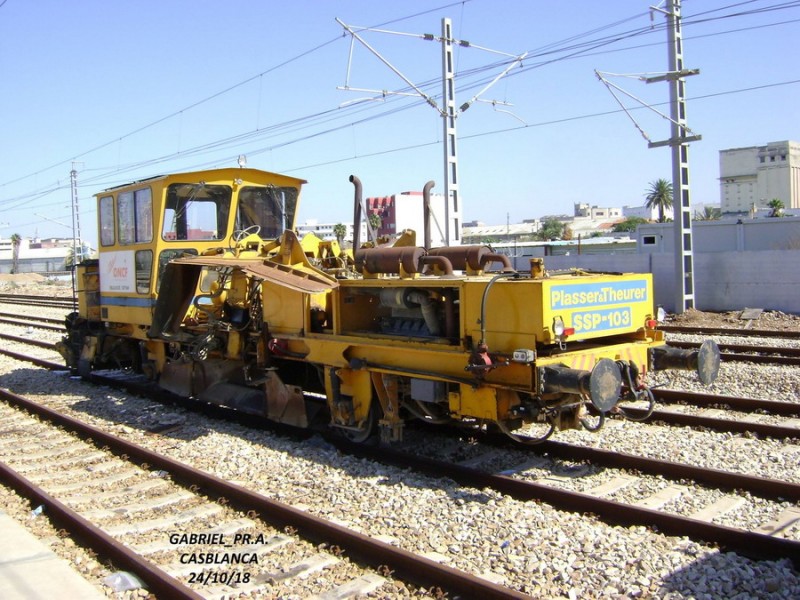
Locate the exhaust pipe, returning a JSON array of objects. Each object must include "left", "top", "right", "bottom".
[
  {"left": 350, "top": 175, "right": 362, "bottom": 251},
  {"left": 422, "top": 180, "right": 435, "bottom": 249}
]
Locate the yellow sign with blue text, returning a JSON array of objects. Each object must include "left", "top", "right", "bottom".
[{"left": 544, "top": 275, "right": 653, "bottom": 339}]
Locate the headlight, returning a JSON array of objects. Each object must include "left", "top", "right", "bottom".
[{"left": 553, "top": 316, "right": 565, "bottom": 337}]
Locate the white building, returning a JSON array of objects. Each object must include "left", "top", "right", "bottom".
[
  {"left": 367, "top": 191, "right": 462, "bottom": 247},
  {"left": 719, "top": 140, "right": 800, "bottom": 214},
  {"left": 622, "top": 204, "right": 675, "bottom": 221},
  {"left": 0, "top": 237, "right": 89, "bottom": 274},
  {"left": 295, "top": 220, "right": 367, "bottom": 244},
  {"left": 574, "top": 203, "right": 623, "bottom": 220}
]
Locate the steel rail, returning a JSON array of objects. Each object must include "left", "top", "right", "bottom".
[
  {"left": 669, "top": 339, "right": 800, "bottom": 357},
  {"left": 665, "top": 340, "right": 800, "bottom": 366},
  {"left": 721, "top": 352, "right": 799, "bottom": 367},
  {"left": 0, "top": 311, "right": 64, "bottom": 325},
  {"left": 0, "top": 347, "right": 64, "bottom": 369},
  {"left": 0, "top": 460, "right": 203, "bottom": 600},
  {"left": 0, "top": 292, "right": 76, "bottom": 302},
  {"left": 3, "top": 343, "right": 799, "bottom": 466},
  {"left": 0, "top": 388, "right": 530, "bottom": 599},
  {"left": 660, "top": 324, "right": 800, "bottom": 339},
  {"left": 336, "top": 439, "right": 800, "bottom": 566},
  {"left": 653, "top": 389, "right": 800, "bottom": 417},
  {"left": 3, "top": 346, "right": 799, "bottom": 565},
  {"left": 622, "top": 406, "right": 800, "bottom": 439},
  {"left": 0, "top": 317, "right": 63, "bottom": 332},
  {"left": 0, "top": 299, "right": 75, "bottom": 309},
  {"left": 3, "top": 345, "right": 799, "bottom": 495},
  {"left": 535, "top": 439, "right": 800, "bottom": 501},
  {"left": 0, "top": 332, "right": 59, "bottom": 350}
]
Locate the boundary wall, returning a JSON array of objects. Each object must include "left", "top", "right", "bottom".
[{"left": 517, "top": 250, "right": 800, "bottom": 314}]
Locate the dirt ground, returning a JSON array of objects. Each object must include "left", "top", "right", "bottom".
[
  {"left": 0, "top": 275, "right": 75, "bottom": 297},
  {"left": 667, "top": 307, "right": 800, "bottom": 332}
]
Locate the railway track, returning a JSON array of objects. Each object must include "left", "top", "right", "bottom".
[
  {"left": 0, "top": 293, "right": 76, "bottom": 310},
  {"left": 0, "top": 310, "right": 64, "bottom": 329},
  {"left": 666, "top": 340, "right": 800, "bottom": 367},
  {"left": 350, "top": 435, "right": 800, "bottom": 565},
  {"left": 0, "top": 388, "right": 526, "bottom": 599},
  {"left": 1, "top": 302, "right": 798, "bottom": 595},
  {"left": 661, "top": 324, "right": 800, "bottom": 339},
  {"left": 1, "top": 341, "right": 798, "bottom": 567}
]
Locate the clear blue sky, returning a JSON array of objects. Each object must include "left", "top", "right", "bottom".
[{"left": 1, "top": 0, "right": 798, "bottom": 247}]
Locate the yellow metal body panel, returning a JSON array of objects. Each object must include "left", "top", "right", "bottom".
[
  {"left": 448, "top": 387, "right": 517, "bottom": 421},
  {"left": 533, "top": 341, "right": 652, "bottom": 374},
  {"left": 263, "top": 284, "right": 308, "bottom": 336},
  {"left": 461, "top": 273, "right": 654, "bottom": 348},
  {"left": 77, "top": 263, "right": 101, "bottom": 321}
]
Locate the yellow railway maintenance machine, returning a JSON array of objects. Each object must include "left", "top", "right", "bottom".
[{"left": 59, "top": 168, "right": 719, "bottom": 444}]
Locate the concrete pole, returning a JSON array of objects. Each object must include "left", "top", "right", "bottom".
[
  {"left": 441, "top": 18, "right": 460, "bottom": 246},
  {"left": 667, "top": 0, "right": 696, "bottom": 313}
]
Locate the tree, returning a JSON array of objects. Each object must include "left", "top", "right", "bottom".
[
  {"left": 768, "top": 198, "right": 785, "bottom": 218},
  {"left": 645, "top": 179, "right": 673, "bottom": 223},
  {"left": 612, "top": 217, "right": 648, "bottom": 233},
  {"left": 332, "top": 223, "right": 347, "bottom": 244},
  {"left": 536, "top": 218, "right": 565, "bottom": 241},
  {"left": 10, "top": 233, "right": 21, "bottom": 274},
  {"left": 694, "top": 206, "right": 721, "bottom": 221},
  {"left": 367, "top": 212, "right": 382, "bottom": 231},
  {"left": 64, "top": 243, "right": 91, "bottom": 269}
]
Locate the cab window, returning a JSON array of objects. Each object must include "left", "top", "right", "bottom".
[
  {"left": 163, "top": 183, "right": 231, "bottom": 241},
  {"left": 135, "top": 250, "right": 153, "bottom": 294},
  {"left": 118, "top": 188, "right": 153, "bottom": 245},
  {"left": 99, "top": 196, "right": 115, "bottom": 246},
  {"left": 237, "top": 186, "right": 298, "bottom": 239}
]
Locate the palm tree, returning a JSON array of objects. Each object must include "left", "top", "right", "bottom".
[
  {"left": 645, "top": 179, "right": 673, "bottom": 223},
  {"left": 536, "top": 218, "right": 564, "bottom": 241},
  {"left": 332, "top": 223, "right": 347, "bottom": 244},
  {"left": 368, "top": 212, "right": 381, "bottom": 231},
  {"left": 694, "top": 206, "right": 721, "bottom": 221},
  {"left": 767, "top": 198, "right": 785, "bottom": 217},
  {"left": 10, "top": 233, "right": 21, "bottom": 274}
]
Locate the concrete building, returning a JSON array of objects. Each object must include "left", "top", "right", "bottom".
[
  {"left": 719, "top": 140, "right": 800, "bottom": 214},
  {"left": 367, "top": 191, "right": 461, "bottom": 247},
  {"left": 574, "top": 203, "right": 623, "bottom": 220},
  {"left": 295, "top": 220, "right": 367, "bottom": 245},
  {"left": 0, "top": 237, "right": 89, "bottom": 274},
  {"left": 622, "top": 204, "right": 675, "bottom": 221},
  {"left": 461, "top": 222, "right": 540, "bottom": 245}
]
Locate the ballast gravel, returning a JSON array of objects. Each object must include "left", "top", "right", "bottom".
[{"left": 0, "top": 294, "right": 799, "bottom": 598}]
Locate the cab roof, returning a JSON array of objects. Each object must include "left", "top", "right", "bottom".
[{"left": 96, "top": 167, "right": 307, "bottom": 195}]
